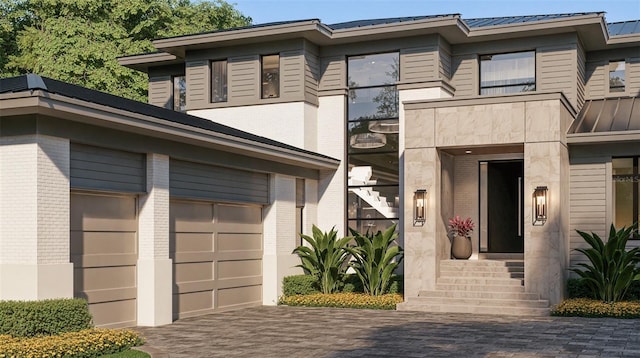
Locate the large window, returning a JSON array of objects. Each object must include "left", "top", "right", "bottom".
[
  {"left": 172, "top": 75, "right": 186, "bottom": 112},
  {"left": 261, "top": 54, "right": 279, "bottom": 98},
  {"left": 480, "top": 51, "right": 535, "bottom": 95},
  {"left": 609, "top": 60, "right": 626, "bottom": 93},
  {"left": 211, "top": 60, "right": 227, "bottom": 103},
  {"left": 613, "top": 157, "right": 639, "bottom": 237},
  {"left": 347, "top": 52, "right": 399, "bottom": 234}
]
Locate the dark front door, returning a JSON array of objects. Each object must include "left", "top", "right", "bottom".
[{"left": 487, "top": 161, "right": 524, "bottom": 253}]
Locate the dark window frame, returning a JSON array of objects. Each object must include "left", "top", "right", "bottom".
[
  {"left": 479, "top": 50, "right": 536, "bottom": 95},
  {"left": 171, "top": 75, "right": 186, "bottom": 112},
  {"left": 612, "top": 156, "right": 639, "bottom": 239},
  {"left": 261, "top": 54, "right": 280, "bottom": 99},
  {"left": 210, "top": 59, "right": 228, "bottom": 103}
]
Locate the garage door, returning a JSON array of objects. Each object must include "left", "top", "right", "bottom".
[
  {"left": 70, "top": 192, "right": 138, "bottom": 328},
  {"left": 171, "top": 200, "right": 263, "bottom": 319}
]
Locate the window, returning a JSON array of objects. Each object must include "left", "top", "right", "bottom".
[
  {"left": 296, "top": 178, "right": 305, "bottom": 246},
  {"left": 261, "top": 54, "right": 279, "bottom": 98},
  {"left": 347, "top": 52, "right": 399, "bottom": 234},
  {"left": 613, "top": 157, "right": 639, "bottom": 237},
  {"left": 172, "top": 75, "right": 186, "bottom": 112},
  {"left": 480, "top": 51, "right": 535, "bottom": 95},
  {"left": 609, "top": 60, "right": 626, "bottom": 93},
  {"left": 211, "top": 60, "right": 227, "bottom": 103}
]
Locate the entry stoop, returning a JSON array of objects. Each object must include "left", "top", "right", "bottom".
[{"left": 397, "top": 260, "right": 550, "bottom": 316}]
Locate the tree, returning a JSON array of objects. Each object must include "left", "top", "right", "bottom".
[{"left": 0, "top": 0, "right": 251, "bottom": 102}]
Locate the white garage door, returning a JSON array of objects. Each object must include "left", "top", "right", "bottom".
[
  {"left": 170, "top": 200, "right": 263, "bottom": 319},
  {"left": 70, "top": 192, "right": 137, "bottom": 328}
]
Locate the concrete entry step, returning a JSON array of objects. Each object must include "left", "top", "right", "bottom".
[{"left": 400, "top": 259, "right": 550, "bottom": 317}]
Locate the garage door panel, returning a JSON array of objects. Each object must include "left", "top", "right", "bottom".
[
  {"left": 174, "top": 262, "right": 213, "bottom": 283},
  {"left": 215, "top": 276, "right": 263, "bottom": 290},
  {"left": 88, "top": 300, "right": 137, "bottom": 329},
  {"left": 217, "top": 233, "right": 262, "bottom": 251},
  {"left": 81, "top": 287, "right": 137, "bottom": 304},
  {"left": 216, "top": 204, "right": 261, "bottom": 225},
  {"left": 217, "top": 260, "right": 262, "bottom": 279},
  {"left": 172, "top": 232, "right": 213, "bottom": 252},
  {"left": 71, "top": 231, "right": 136, "bottom": 255},
  {"left": 217, "top": 286, "right": 262, "bottom": 309},
  {"left": 175, "top": 280, "right": 215, "bottom": 294},
  {"left": 71, "top": 195, "right": 137, "bottom": 232},
  {"left": 213, "top": 251, "right": 262, "bottom": 261},
  {"left": 170, "top": 201, "right": 214, "bottom": 232},
  {"left": 74, "top": 266, "right": 136, "bottom": 291},
  {"left": 71, "top": 254, "right": 137, "bottom": 267},
  {"left": 174, "top": 252, "right": 215, "bottom": 263},
  {"left": 174, "top": 291, "right": 213, "bottom": 316}
]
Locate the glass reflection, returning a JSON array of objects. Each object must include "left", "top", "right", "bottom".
[
  {"left": 480, "top": 51, "right": 535, "bottom": 95},
  {"left": 348, "top": 87, "right": 398, "bottom": 121},
  {"left": 348, "top": 53, "right": 399, "bottom": 87}
]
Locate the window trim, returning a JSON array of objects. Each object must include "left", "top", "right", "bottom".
[
  {"left": 479, "top": 50, "right": 536, "bottom": 96},
  {"left": 608, "top": 59, "right": 627, "bottom": 96},
  {"left": 210, "top": 59, "right": 228, "bottom": 103}
]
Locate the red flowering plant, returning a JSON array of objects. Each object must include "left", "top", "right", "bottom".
[{"left": 448, "top": 216, "right": 475, "bottom": 238}]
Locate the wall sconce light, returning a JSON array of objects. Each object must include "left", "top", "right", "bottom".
[
  {"left": 533, "top": 186, "right": 548, "bottom": 225},
  {"left": 414, "top": 189, "right": 427, "bottom": 226}
]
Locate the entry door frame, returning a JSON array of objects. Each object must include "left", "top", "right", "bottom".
[{"left": 478, "top": 158, "right": 525, "bottom": 254}]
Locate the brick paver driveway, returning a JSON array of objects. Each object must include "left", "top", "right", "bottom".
[{"left": 136, "top": 306, "right": 640, "bottom": 357}]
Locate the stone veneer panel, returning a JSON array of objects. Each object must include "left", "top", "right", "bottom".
[{"left": 435, "top": 103, "right": 525, "bottom": 147}]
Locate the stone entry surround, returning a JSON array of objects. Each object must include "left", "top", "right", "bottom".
[{"left": 402, "top": 92, "right": 574, "bottom": 307}]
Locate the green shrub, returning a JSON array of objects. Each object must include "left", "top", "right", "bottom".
[
  {"left": 282, "top": 275, "right": 320, "bottom": 296},
  {"left": 292, "top": 226, "right": 351, "bottom": 294},
  {"left": 571, "top": 224, "right": 640, "bottom": 303},
  {"left": 0, "top": 298, "right": 92, "bottom": 337},
  {"left": 568, "top": 278, "right": 640, "bottom": 300},
  {"left": 279, "top": 293, "right": 403, "bottom": 310},
  {"left": 346, "top": 224, "right": 404, "bottom": 296},
  {"left": 0, "top": 328, "right": 144, "bottom": 357},
  {"left": 552, "top": 298, "right": 640, "bottom": 318},
  {"left": 387, "top": 275, "right": 404, "bottom": 295}
]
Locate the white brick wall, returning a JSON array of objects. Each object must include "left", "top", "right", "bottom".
[
  {"left": 0, "top": 135, "right": 69, "bottom": 265},
  {"left": 263, "top": 174, "right": 296, "bottom": 255},
  {"left": 138, "top": 153, "right": 170, "bottom": 259}
]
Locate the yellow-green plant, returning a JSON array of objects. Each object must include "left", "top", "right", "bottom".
[
  {"left": 279, "top": 292, "right": 403, "bottom": 310},
  {"left": 571, "top": 223, "right": 640, "bottom": 303},
  {"left": 552, "top": 298, "right": 640, "bottom": 318},
  {"left": 346, "top": 224, "right": 404, "bottom": 296},
  {"left": 292, "top": 226, "right": 351, "bottom": 294}
]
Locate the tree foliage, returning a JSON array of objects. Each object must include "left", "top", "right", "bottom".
[{"left": 0, "top": 0, "right": 251, "bottom": 102}]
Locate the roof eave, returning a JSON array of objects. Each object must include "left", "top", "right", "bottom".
[
  {"left": 329, "top": 16, "right": 466, "bottom": 42},
  {"left": 0, "top": 90, "right": 340, "bottom": 171},
  {"left": 567, "top": 131, "right": 640, "bottom": 144},
  {"left": 153, "top": 20, "right": 333, "bottom": 56},
  {"left": 117, "top": 52, "right": 181, "bottom": 72}
]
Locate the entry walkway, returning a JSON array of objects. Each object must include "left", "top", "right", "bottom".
[{"left": 136, "top": 306, "right": 640, "bottom": 357}]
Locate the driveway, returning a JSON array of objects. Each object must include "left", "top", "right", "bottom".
[{"left": 136, "top": 306, "right": 640, "bottom": 357}]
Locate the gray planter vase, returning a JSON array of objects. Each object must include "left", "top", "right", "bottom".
[{"left": 451, "top": 235, "right": 472, "bottom": 259}]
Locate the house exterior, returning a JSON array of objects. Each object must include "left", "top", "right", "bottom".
[{"left": 1, "top": 12, "right": 638, "bottom": 325}]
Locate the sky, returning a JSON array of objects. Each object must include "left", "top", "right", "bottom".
[{"left": 233, "top": 0, "right": 640, "bottom": 25}]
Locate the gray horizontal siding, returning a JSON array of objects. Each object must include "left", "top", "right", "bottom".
[
  {"left": 281, "top": 50, "right": 303, "bottom": 99},
  {"left": 439, "top": 43, "right": 452, "bottom": 81},
  {"left": 400, "top": 46, "right": 437, "bottom": 83},
  {"left": 305, "top": 46, "right": 320, "bottom": 103},
  {"left": 451, "top": 54, "right": 476, "bottom": 97},
  {"left": 149, "top": 76, "right": 172, "bottom": 109},
  {"left": 170, "top": 159, "right": 268, "bottom": 205},
  {"left": 538, "top": 45, "right": 577, "bottom": 108},
  {"left": 585, "top": 61, "right": 606, "bottom": 99},
  {"left": 229, "top": 55, "right": 259, "bottom": 100},
  {"left": 70, "top": 143, "right": 145, "bottom": 193},
  {"left": 186, "top": 60, "right": 208, "bottom": 109},
  {"left": 319, "top": 56, "right": 345, "bottom": 91},
  {"left": 569, "top": 163, "right": 607, "bottom": 270},
  {"left": 576, "top": 41, "right": 586, "bottom": 109},
  {"left": 629, "top": 57, "right": 640, "bottom": 97}
]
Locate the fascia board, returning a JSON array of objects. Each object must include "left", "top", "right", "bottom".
[
  {"left": 117, "top": 52, "right": 180, "bottom": 71},
  {"left": 329, "top": 17, "right": 463, "bottom": 39},
  {"left": 567, "top": 131, "right": 640, "bottom": 144},
  {"left": 153, "top": 21, "right": 332, "bottom": 53},
  {"left": 466, "top": 14, "right": 605, "bottom": 38},
  {"left": 2, "top": 91, "right": 340, "bottom": 170}
]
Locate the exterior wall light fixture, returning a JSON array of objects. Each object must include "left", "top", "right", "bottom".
[
  {"left": 414, "top": 189, "right": 427, "bottom": 226},
  {"left": 533, "top": 186, "right": 548, "bottom": 225}
]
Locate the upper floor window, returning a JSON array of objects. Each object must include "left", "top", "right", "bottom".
[
  {"left": 348, "top": 52, "right": 399, "bottom": 121},
  {"left": 609, "top": 60, "right": 626, "bottom": 93},
  {"left": 172, "top": 75, "right": 186, "bottom": 112},
  {"left": 261, "top": 54, "right": 280, "bottom": 98},
  {"left": 480, "top": 51, "right": 535, "bottom": 95},
  {"left": 211, "top": 60, "right": 228, "bottom": 103}
]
